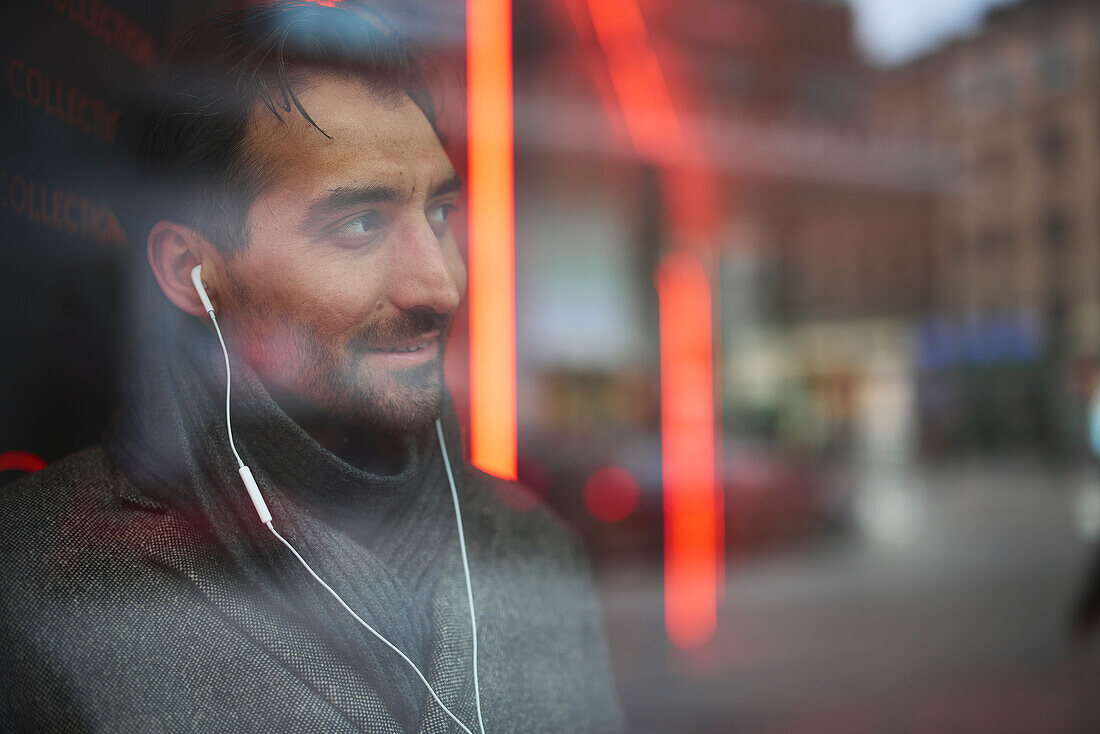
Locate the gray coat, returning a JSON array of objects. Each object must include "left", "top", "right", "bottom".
[{"left": 0, "top": 321, "right": 623, "bottom": 733}]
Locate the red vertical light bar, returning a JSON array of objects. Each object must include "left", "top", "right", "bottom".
[
  {"left": 586, "top": 0, "right": 720, "bottom": 648},
  {"left": 657, "top": 252, "right": 717, "bottom": 649},
  {"left": 467, "top": 0, "right": 517, "bottom": 479}
]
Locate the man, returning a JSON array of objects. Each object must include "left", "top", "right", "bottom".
[{"left": 0, "top": 3, "right": 623, "bottom": 732}]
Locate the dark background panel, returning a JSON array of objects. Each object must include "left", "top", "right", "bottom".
[{"left": 0, "top": 0, "right": 170, "bottom": 470}]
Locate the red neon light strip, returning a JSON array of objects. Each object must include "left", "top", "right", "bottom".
[
  {"left": 657, "top": 252, "right": 717, "bottom": 649},
  {"left": 585, "top": 0, "right": 682, "bottom": 160},
  {"left": 467, "top": 0, "right": 517, "bottom": 480},
  {"left": 586, "top": 0, "right": 719, "bottom": 648}
]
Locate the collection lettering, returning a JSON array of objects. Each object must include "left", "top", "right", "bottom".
[
  {"left": 0, "top": 168, "right": 126, "bottom": 247},
  {"left": 41, "top": 0, "right": 159, "bottom": 71},
  {"left": 8, "top": 60, "right": 121, "bottom": 145}
]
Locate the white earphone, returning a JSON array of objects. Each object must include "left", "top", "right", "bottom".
[{"left": 189, "top": 264, "right": 487, "bottom": 734}]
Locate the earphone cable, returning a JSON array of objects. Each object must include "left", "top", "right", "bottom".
[
  {"left": 207, "top": 308, "right": 245, "bottom": 470},
  {"left": 436, "top": 419, "right": 487, "bottom": 734}
]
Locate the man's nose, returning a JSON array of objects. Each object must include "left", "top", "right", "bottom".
[{"left": 388, "top": 218, "right": 463, "bottom": 315}]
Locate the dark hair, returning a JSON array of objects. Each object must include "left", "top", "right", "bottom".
[{"left": 112, "top": 0, "right": 436, "bottom": 257}]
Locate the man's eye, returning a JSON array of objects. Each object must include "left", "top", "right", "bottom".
[
  {"left": 427, "top": 203, "right": 455, "bottom": 226},
  {"left": 334, "top": 212, "right": 384, "bottom": 237}
]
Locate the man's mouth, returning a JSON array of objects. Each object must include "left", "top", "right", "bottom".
[
  {"left": 361, "top": 331, "right": 441, "bottom": 362},
  {"left": 371, "top": 343, "right": 429, "bottom": 354}
]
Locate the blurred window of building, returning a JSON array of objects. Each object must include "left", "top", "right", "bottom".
[
  {"left": 516, "top": 191, "right": 645, "bottom": 374},
  {"left": 797, "top": 69, "right": 858, "bottom": 123},
  {"left": 1043, "top": 209, "right": 1073, "bottom": 303},
  {"left": 950, "top": 62, "right": 971, "bottom": 112},
  {"left": 979, "top": 227, "right": 999, "bottom": 263},
  {"left": 1037, "top": 32, "right": 1073, "bottom": 92},
  {"left": 954, "top": 49, "right": 1014, "bottom": 116},
  {"left": 1038, "top": 124, "right": 1070, "bottom": 171},
  {"left": 711, "top": 55, "right": 759, "bottom": 111},
  {"left": 1045, "top": 209, "right": 1071, "bottom": 252},
  {"left": 979, "top": 145, "right": 1014, "bottom": 184},
  {"left": 985, "top": 60, "right": 1015, "bottom": 113},
  {"left": 1096, "top": 9, "right": 1100, "bottom": 60}
]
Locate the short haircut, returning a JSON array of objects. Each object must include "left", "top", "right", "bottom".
[{"left": 113, "top": 0, "right": 436, "bottom": 257}]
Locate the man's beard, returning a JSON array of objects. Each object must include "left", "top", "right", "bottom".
[
  {"left": 233, "top": 305, "right": 451, "bottom": 434},
  {"left": 321, "top": 308, "right": 451, "bottom": 432}
]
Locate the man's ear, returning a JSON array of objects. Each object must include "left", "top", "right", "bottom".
[{"left": 147, "top": 220, "right": 224, "bottom": 318}]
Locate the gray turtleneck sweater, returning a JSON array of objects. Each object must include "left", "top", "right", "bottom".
[{"left": 0, "top": 317, "right": 624, "bottom": 733}]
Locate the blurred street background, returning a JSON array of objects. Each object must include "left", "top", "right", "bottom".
[
  {"left": 4, "top": 0, "right": 1100, "bottom": 730},
  {"left": 604, "top": 458, "right": 1100, "bottom": 732}
]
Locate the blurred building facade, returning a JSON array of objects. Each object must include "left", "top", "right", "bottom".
[
  {"left": 513, "top": 0, "right": 1100, "bottom": 547},
  {"left": 509, "top": 0, "right": 946, "bottom": 549},
  {"left": 875, "top": 0, "right": 1100, "bottom": 456}
]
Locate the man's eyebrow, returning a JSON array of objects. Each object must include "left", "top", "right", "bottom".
[
  {"left": 300, "top": 184, "right": 403, "bottom": 231},
  {"left": 300, "top": 173, "right": 464, "bottom": 231},
  {"left": 429, "top": 173, "right": 463, "bottom": 199}
]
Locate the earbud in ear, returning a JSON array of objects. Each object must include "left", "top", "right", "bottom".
[{"left": 190, "top": 264, "right": 216, "bottom": 315}]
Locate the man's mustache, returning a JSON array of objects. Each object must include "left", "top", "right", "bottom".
[{"left": 347, "top": 309, "right": 451, "bottom": 353}]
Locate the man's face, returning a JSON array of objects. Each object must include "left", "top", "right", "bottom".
[{"left": 218, "top": 74, "right": 466, "bottom": 432}]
